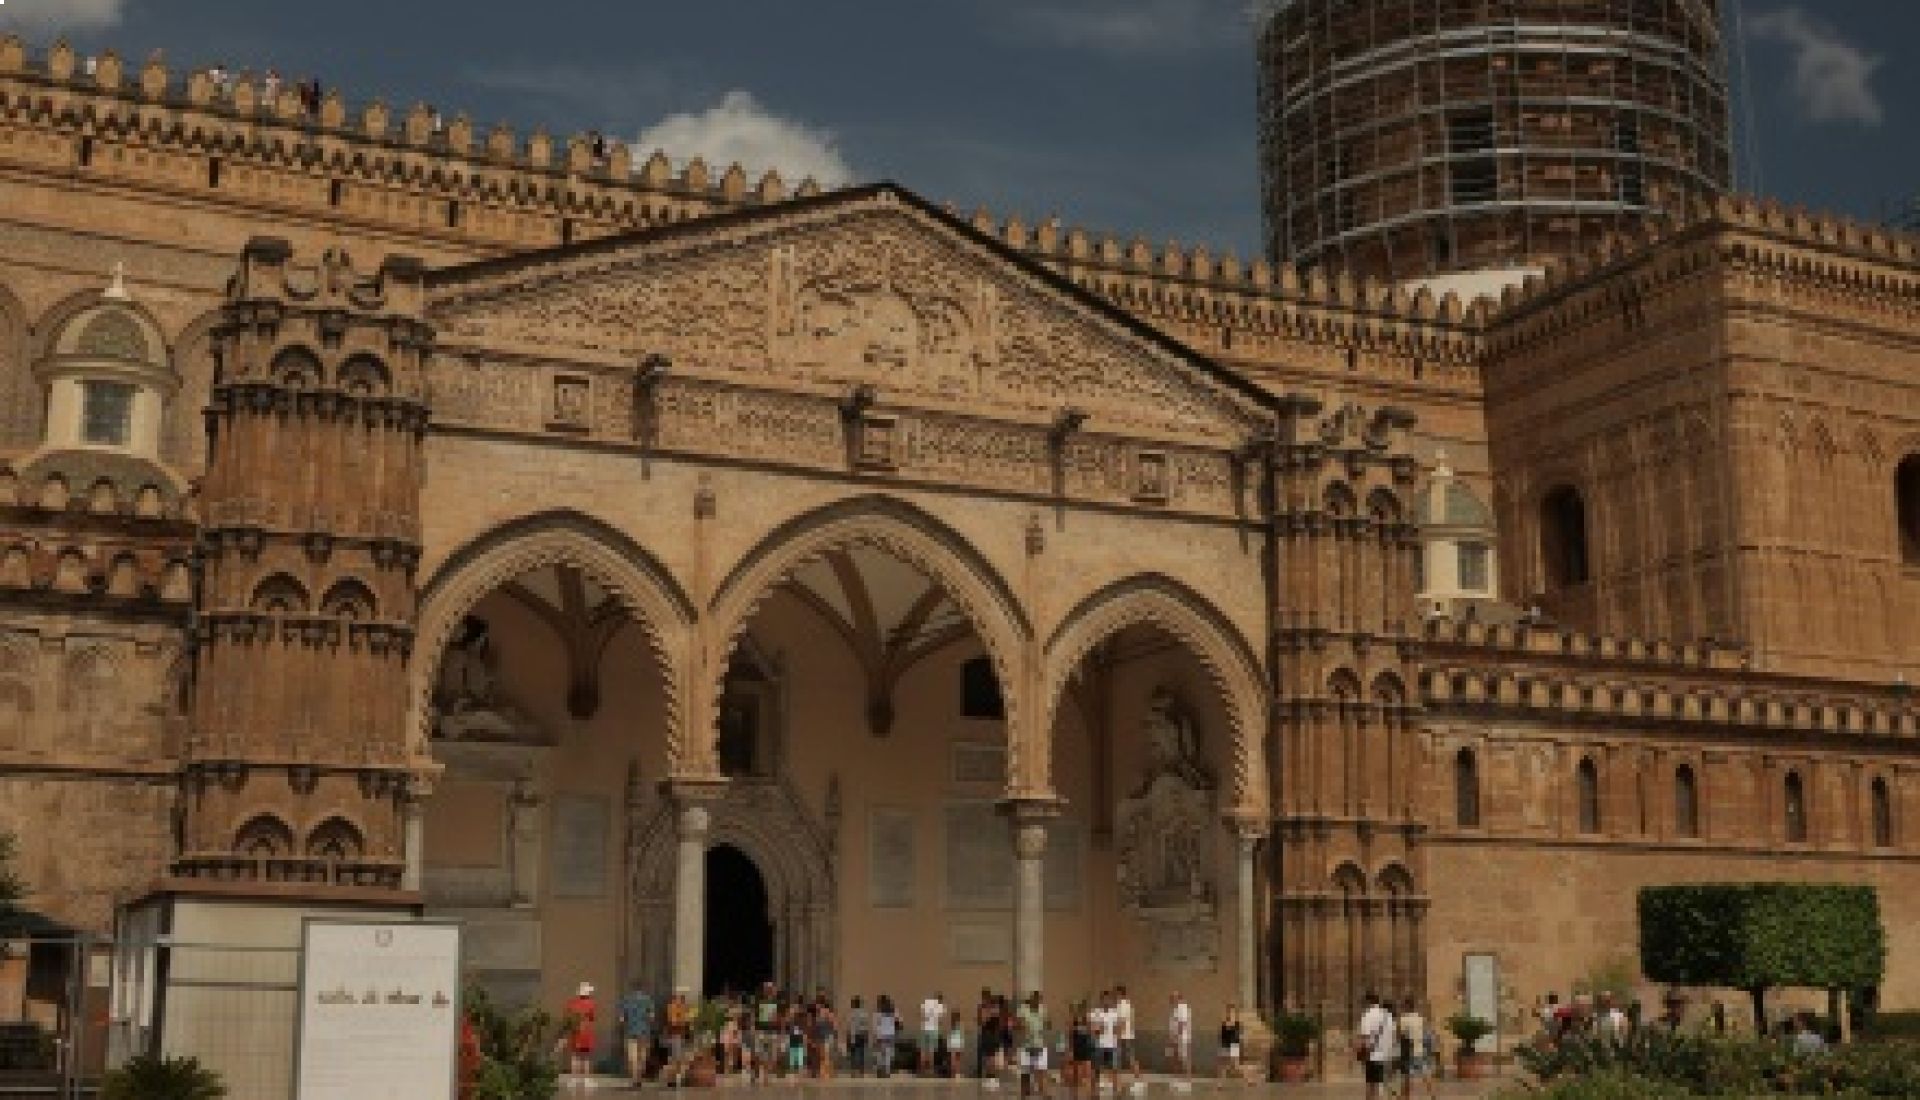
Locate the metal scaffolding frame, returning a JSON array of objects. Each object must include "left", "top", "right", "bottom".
[{"left": 1257, "top": 0, "right": 1732, "bottom": 282}]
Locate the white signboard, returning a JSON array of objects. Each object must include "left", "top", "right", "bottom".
[
  {"left": 295, "top": 920, "right": 462, "bottom": 1100},
  {"left": 1463, "top": 952, "right": 1500, "bottom": 1053}
]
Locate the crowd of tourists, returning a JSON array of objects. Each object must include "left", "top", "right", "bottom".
[{"left": 563, "top": 980, "right": 1253, "bottom": 1093}]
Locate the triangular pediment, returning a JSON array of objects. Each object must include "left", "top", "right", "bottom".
[{"left": 429, "top": 185, "right": 1268, "bottom": 440}]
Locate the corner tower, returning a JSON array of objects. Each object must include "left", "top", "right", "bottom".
[
  {"left": 1256, "top": 0, "right": 1731, "bottom": 290},
  {"left": 173, "top": 240, "right": 432, "bottom": 888}
]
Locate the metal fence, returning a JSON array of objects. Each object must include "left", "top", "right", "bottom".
[{"left": 1, "top": 933, "right": 300, "bottom": 1100}]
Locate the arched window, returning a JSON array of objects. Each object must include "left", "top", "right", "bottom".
[
  {"left": 1454, "top": 748, "right": 1481, "bottom": 828},
  {"left": 1673, "top": 765, "right": 1700, "bottom": 839},
  {"left": 960, "top": 656, "right": 1004, "bottom": 720},
  {"left": 1898, "top": 456, "right": 1920, "bottom": 566},
  {"left": 1542, "top": 485, "right": 1591, "bottom": 587},
  {"left": 1576, "top": 757, "right": 1601, "bottom": 834},
  {"left": 306, "top": 818, "right": 365, "bottom": 861},
  {"left": 1784, "top": 771, "right": 1808, "bottom": 843},
  {"left": 1872, "top": 778, "right": 1895, "bottom": 849},
  {"left": 234, "top": 815, "right": 295, "bottom": 858}
]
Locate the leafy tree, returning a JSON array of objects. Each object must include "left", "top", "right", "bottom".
[{"left": 1639, "top": 883, "right": 1885, "bottom": 1034}]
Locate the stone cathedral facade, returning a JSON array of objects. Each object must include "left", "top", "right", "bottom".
[{"left": 2, "top": 38, "right": 1920, "bottom": 1055}]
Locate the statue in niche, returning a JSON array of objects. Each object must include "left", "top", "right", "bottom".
[
  {"left": 433, "top": 616, "right": 541, "bottom": 743},
  {"left": 508, "top": 775, "right": 544, "bottom": 909},
  {"left": 1114, "top": 688, "right": 1220, "bottom": 970}
]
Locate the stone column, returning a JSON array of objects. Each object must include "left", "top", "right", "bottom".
[
  {"left": 1006, "top": 801, "right": 1055, "bottom": 998},
  {"left": 671, "top": 797, "right": 713, "bottom": 996},
  {"left": 401, "top": 791, "right": 426, "bottom": 892},
  {"left": 1233, "top": 827, "right": 1263, "bottom": 1012}
]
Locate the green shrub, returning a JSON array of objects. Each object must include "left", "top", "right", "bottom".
[
  {"left": 1274, "top": 1013, "right": 1319, "bottom": 1058},
  {"left": 464, "top": 985, "right": 559, "bottom": 1100},
  {"left": 1521, "top": 1032, "right": 1920, "bottom": 1097},
  {"left": 100, "top": 1054, "right": 227, "bottom": 1100},
  {"left": 1493, "top": 1068, "right": 1695, "bottom": 1100}
]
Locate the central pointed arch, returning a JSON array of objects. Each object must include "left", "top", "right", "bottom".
[
  {"left": 1041, "top": 574, "right": 1269, "bottom": 816},
  {"left": 704, "top": 496, "right": 1034, "bottom": 789},
  {"left": 411, "top": 510, "right": 696, "bottom": 759}
]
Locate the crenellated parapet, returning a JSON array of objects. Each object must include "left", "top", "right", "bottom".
[
  {"left": 0, "top": 37, "right": 822, "bottom": 255},
  {"left": 1421, "top": 615, "right": 1920, "bottom": 742}
]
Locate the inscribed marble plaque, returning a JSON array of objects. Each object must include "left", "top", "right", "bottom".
[
  {"left": 944, "top": 802, "right": 1012, "bottom": 911},
  {"left": 550, "top": 794, "right": 610, "bottom": 899},
  {"left": 1464, "top": 953, "right": 1500, "bottom": 1052},
  {"left": 868, "top": 808, "right": 916, "bottom": 909}
]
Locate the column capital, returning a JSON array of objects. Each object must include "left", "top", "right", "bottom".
[
  {"left": 1224, "top": 810, "right": 1270, "bottom": 842},
  {"left": 998, "top": 794, "right": 1065, "bottom": 825},
  {"left": 659, "top": 775, "right": 728, "bottom": 807}
]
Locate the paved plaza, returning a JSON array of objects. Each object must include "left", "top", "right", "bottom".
[{"left": 579, "top": 1078, "right": 1509, "bottom": 1098}]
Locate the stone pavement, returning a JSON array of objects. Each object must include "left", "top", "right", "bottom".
[{"left": 574, "top": 1076, "right": 1512, "bottom": 1098}]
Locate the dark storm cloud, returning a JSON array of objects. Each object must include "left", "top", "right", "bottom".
[{"left": 21, "top": 1, "right": 1920, "bottom": 247}]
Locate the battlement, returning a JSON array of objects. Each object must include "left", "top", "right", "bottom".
[
  {"left": 1421, "top": 614, "right": 1920, "bottom": 740},
  {"left": 0, "top": 37, "right": 823, "bottom": 253}
]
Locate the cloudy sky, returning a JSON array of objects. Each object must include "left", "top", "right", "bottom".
[{"left": 2, "top": 1, "right": 1914, "bottom": 252}]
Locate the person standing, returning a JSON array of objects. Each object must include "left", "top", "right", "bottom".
[
  {"left": 1091, "top": 991, "right": 1121, "bottom": 1095},
  {"left": 564, "top": 982, "right": 598, "bottom": 1084},
  {"left": 1396, "top": 1000, "right": 1436, "bottom": 1100},
  {"left": 1357, "top": 992, "right": 1398, "bottom": 1100},
  {"left": 617, "top": 981, "right": 655, "bottom": 1086},
  {"left": 875, "top": 994, "right": 901, "bottom": 1078},
  {"left": 1017, "top": 991, "right": 1051, "bottom": 1100},
  {"left": 752, "top": 982, "right": 781, "bottom": 1083},
  {"left": 1114, "top": 985, "right": 1140, "bottom": 1093},
  {"left": 977, "top": 988, "right": 998, "bottom": 1078},
  {"left": 1167, "top": 991, "right": 1193, "bottom": 1082},
  {"left": 1068, "top": 1003, "right": 1096, "bottom": 1098},
  {"left": 848, "top": 995, "right": 872, "bottom": 1076},
  {"left": 1216, "top": 1004, "right": 1243, "bottom": 1084},
  {"left": 920, "top": 991, "right": 947, "bottom": 1074}
]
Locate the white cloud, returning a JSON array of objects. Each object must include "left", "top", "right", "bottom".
[
  {"left": 633, "top": 91, "right": 853, "bottom": 188},
  {"left": 1749, "top": 7, "right": 1885, "bottom": 127},
  {"left": 0, "top": 0, "right": 127, "bottom": 35},
  {"left": 1013, "top": 0, "right": 1246, "bottom": 55}
]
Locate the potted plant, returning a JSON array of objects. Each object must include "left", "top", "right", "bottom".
[
  {"left": 100, "top": 1054, "right": 227, "bottom": 1100},
  {"left": 1447, "top": 1014, "right": 1495, "bottom": 1080},
  {"left": 680, "top": 999, "right": 727, "bottom": 1088},
  {"left": 1272, "top": 1013, "right": 1319, "bottom": 1083}
]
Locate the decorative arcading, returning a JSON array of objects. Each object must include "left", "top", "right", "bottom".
[
  {"left": 1039, "top": 576, "right": 1270, "bottom": 818},
  {"left": 411, "top": 519, "right": 696, "bottom": 763},
  {"left": 703, "top": 502, "right": 1035, "bottom": 792},
  {"left": 1421, "top": 615, "right": 1920, "bottom": 740},
  {"left": 0, "top": 37, "right": 823, "bottom": 241}
]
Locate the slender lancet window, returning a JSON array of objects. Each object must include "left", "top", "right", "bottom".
[
  {"left": 1897, "top": 456, "right": 1920, "bottom": 565},
  {"left": 1674, "top": 765, "right": 1700, "bottom": 839},
  {"left": 1455, "top": 748, "right": 1482, "bottom": 829},
  {"left": 1577, "top": 758, "right": 1601, "bottom": 834},
  {"left": 1543, "top": 486, "right": 1591, "bottom": 587},
  {"left": 1785, "top": 772, "right": 1808, "bottom": 843},
  {"left": 1873, "top": 778, "right": 1895, "bottom": 849}
]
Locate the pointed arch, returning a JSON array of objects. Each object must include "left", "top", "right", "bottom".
[
  {"left": 706, "top": 495, "right": 1033, "bottom": 790},
  {"left": 1454, "top": 746, "right": 1481, "bottom": 828},
  {"left": 234, "top": 814, "right": 296, "bottom": 857},
  {"left": 412, "top": 509, "right": 696, "bottom": 760},
  {"left": 1042, "top": 573, "right": 1268, "bottom": 816},
  {"left": 306, "top": 817, "right": 366, "bottom": 860}
]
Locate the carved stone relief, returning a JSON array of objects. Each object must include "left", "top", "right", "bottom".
[
  {"left": 432, "top": 616, "right": 545, "bottom": 745},
  {"left": 1114, "top": 688, "right": 1220, "bottom": 969}
]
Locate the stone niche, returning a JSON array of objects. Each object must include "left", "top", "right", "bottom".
[{"left": 1114, "top": 687, "right": 1221, "bottom": 970}]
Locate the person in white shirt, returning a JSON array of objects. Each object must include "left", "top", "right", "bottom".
[
  {"left": 1167, "top": 991, "right": 1193, "bottom": 1081},
  {"left": 1356, "top": 992, "right": 1398, "bottom": 1099},
  {"left": 1114, "top": 985, "right": 1139, "bottom": 1091},
  {"left": 1090, "top": 990, "right": 1121, "bottom": 1094},
  {"left": 920, "top": 993, "right": 946, "bottom": 1074},
  {"left": 1396, "top": 1002, "right": 1436, "bottom": 1100}
]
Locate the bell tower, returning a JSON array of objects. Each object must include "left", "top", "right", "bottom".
[{"left": 173, "top": 239, "right": 432, "bottom": 888}]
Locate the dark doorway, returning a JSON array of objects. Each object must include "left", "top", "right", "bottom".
[{"left": 704, "top": 845, "right": 773, "bottom": 998}]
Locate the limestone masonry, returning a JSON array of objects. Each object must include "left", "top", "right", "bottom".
[{"left": 1, "top": 29, "right": 1917, "bottom": 1056}]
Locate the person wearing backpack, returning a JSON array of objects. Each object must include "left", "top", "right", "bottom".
[{"left": 1355, "top": 992, "right": 1398, "bottom": 1099}]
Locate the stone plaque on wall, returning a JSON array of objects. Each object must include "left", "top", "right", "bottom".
[
  {"left": 951, "top": 742, "right": 1005, "bottom": 787},
  {"left": 868, "top": 808, "right": 916, "bottom": 909},
  {"left": 948, "top": 918, "right": 1012, "bottom": 965},
  {"left": 550, "top": 794, "right": 610, "bottom": 899},
  {"left": 945, "top": 802, "right": 1012, "bottom": 911}
]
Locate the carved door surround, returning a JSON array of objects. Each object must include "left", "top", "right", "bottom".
[{"left": 625, "top": 776, "right": 837, "bottom": 995}]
